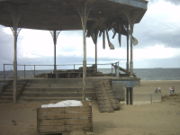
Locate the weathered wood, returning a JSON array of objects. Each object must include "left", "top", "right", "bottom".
[
  {"left": 38, "top": 113, "right": 91, "bottom": 120},
  {"left": 37, "top": 104, "right": 93, "bottom": 134},
  {"left": 39, "top": 125, "right": 65, "bottom": 133},
  {"left": 39, "top": 120, "right": 64, "bottom": 126},
  {"left": 39, "top": 119, "right": 91, "bottom": 126}
]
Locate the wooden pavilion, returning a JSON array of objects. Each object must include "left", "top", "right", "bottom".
[{"left": 0, "top": 0, "right": 148, "bottom": 104}]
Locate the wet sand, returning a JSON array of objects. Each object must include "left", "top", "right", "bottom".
[{"left": 0, "top": 80, "right": 180, "bottom": 135}]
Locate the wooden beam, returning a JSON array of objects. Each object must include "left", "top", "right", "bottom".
[
  {"left": 9, "top": 4, "right": 21, "bottom": 103},
  {"left": 78, "top": 2, "right": 90, "bottom": 101}
]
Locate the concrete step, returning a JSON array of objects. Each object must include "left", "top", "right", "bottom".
[
  {"left": 4, "top": 88, "right": 23, "bottom": 92},
  {"left": 0, "top": 78, "right": 96, "bottom": 102},
  {"left": 95, "top": 80, "right": 120, "bottom": 112},
  {"left": 6, "top": 85, "right": 26, "bottom": 88},
  {"left": 2, "top": 82, "right": 27, "bottom": 92},
  {"left": 2, "top": 89, "right": 22, "bottom": 93},
  {"left": 0, "top": 80, "right": 27, "bottom": 102},
  {"left": 24, "top": 87, "right": 95, "bottom": 93},
  {"left": 20, "top": 96, "right": 82, "bottom": 101},
  {"left": 0, "top": 99, "right": 12, "bottom": 103},
  {"left": 0, "top": 81, "right": 11, "bottom": 91},
  {"left": 26, "top": 79, "right": 94, "bottom": 88},
  {"left": 27, "top": 79, "right": 83, "bottom": 84},
  {"left": 21, "top": 92, "right": 95, "bottom": 97},
  {"left": 23, "top": 90, "right": 95, "bottom": 95},
  {"left": 0, "top": 95, "right": 12, "bottom": 100},
  {"left": 0, "top": 93, "right": 12, "bottom": 96},
  {"left": 26, "top": 83, "right": 93, "bottom": 88}
]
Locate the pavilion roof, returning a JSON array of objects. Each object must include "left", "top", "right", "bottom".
[{"left": 0, "top": 0, "right": 147, "bottom": 31}]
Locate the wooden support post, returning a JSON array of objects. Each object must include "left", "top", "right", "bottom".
[
  {"left": 13, "top": 27, "right": 18, "bottom": 103},
  {"left": 82, "top": 15, "right": 87, "bottom": 102},
  {"left": 111, "top": 64, "right": 113, "bottom": 74},
  {"left": 3, "top": 64, "right": 6, "bottom": 80},
  {"left": 23, "top": 65, "right": 26, "bottom": 79},
  {"left": 130, "top": 24, "right": 134, "bottom": 76},
  {"left": 79, "top": 3, "right": 90, "bottom": 101},
  {"left": 54, "top": 31, "right": 57, "bottom": 78},
  {"left": 50, "top": 30, "right": 60, "bottom": 78},
  {"left": 11, "top": 26, "right": 21, "bottom": 103},
  {"left": 33, "top": 65, "right": 36, "bottom": 77},
  {"left": 125, "top": 14, "right": 134, "bottom": 76},
  {"left": 129, "top": 87, "right": 133, "bottom": 105},
  {"left": 126, "top": 26, "right": 130, "bottom": 74},
  {"left": 9, "top": 4, "right": 21, "bottom": 103},
  {"left": 95, "top": 42, "right": 97, "bottom": 72},
  {"left": 126, "top": 88, "right": 129, "bottom": 105},
  {"left": 126, "top": 87, "right": 133, "bottom": 105}
]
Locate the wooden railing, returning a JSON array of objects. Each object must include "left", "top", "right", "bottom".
[{"left": 1, "top": 62, "right": 121, "bottom": 80}]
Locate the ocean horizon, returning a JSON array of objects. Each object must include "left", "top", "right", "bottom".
[
  {"left": 0, "top": 68, "right": 180, "bottom": 80},
  {"left": 134, "top": 68, "right": 180, "bottom": 80}
]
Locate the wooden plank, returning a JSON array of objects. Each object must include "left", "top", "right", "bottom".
[
  {"left": 37, "top": 108, "right": 65, "bottom": 120},
  {"left": 39, "top": 125, "right": 65, "bottom": 133},
  {"left": 38, "top": 113, "right": 90, "bottom": 120},
  {"left": 38, "top": 108, "right": 90, "bottom": 115},
  {"left": 64, "top": 106, "right": 91, "bottom": 112},
  {"left": 39, "top": 119, "right": 91, "bottom": 126},
  {"left": 39, "top": 119, "right": 64, "bottom": 126},
  {"left": 37, "top": 107, "right": 65, "bottom": 114},
  {"left": 39, "top": 122, "right": 92, "bottom": 133},
  {"left": 64, "top": 113, "right": 90, "bottom": 119},
  {"left": 38, "top": 106, "right": 91, "bottom": 118},
  {"left": 39, "top": 124, "right": 92, "bottom": 133},
  {"left": 38, "top": 106, "right": 90, "bottom": 111},
  {"left": 37, "top": 105, "right": 93, "bottom": 134}
]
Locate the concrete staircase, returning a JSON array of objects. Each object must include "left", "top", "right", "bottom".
[
  {"left": 95, "top": 80, "right": 120, "bottom": 112},
  {"left": 19, "top": 78, "right": 96, "bottom": 102},
  {"left": 0, "top": 80, "right": 28, "bottom": 103},
  {"left": 0, "top": 78, "right": 120, "bottom": 111}
]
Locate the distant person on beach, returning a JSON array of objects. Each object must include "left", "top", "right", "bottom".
[
  {"left": 169, "top": 86, "right": 175, "bottom": 95},
  {"left": 155, "top": 87, "right": 161, "bottom": 93}
]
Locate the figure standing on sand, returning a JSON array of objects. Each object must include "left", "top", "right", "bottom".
[
  {"left": 155, "top": 87, "right": 161, "bottom": 93},
  {"left": 169, "top": 86, "right": 175, "bottom": 95}
]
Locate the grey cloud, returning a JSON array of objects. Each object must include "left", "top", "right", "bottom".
[
  {"left": 150, "top": 0, "right": 180, "bottom": 5},
  {"left": 134, "top": 56, "right": 180, "bottom": 68},
  {"left": 134, "top": 12, "right": 180, "bottom": 48},
  {"left": 133, "top": 0, "right": 180, "bottom": 48},
  {"left": 0, "top": 25, "right": 28, "bottom": 70},
  {"left": 0, "top": 26, "right": 13, "bottom": 68},
  {"left": 165, "top": 0, "right": 180, "bottom": 5},
  {"left": 136, "top": 28, "right": 180, "bottom": 47}
]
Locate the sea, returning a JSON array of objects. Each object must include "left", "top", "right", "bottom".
[
  {"left": 133, "top": 68, "right": 180, "bottom": 80},
  {"left": 0, "top": 68, "right": 180, "bottom": 80},
  {"left": 101, "top": 68, "right": 180, "bottom": 80}
]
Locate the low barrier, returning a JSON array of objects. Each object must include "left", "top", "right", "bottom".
[
  {"left": 1, "top": 62, "right": 121, "bottom": 80},
  {"left": 133, "top": 93, "right": 162, "bottom": 105}
]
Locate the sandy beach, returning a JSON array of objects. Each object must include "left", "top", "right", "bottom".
[{"left": 0, "top": 80, "right": 180, "bottom": 135}]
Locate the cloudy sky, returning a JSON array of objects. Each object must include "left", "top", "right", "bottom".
[{"left": 0, "top": 0, "right": 180, "bottom": 70}]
